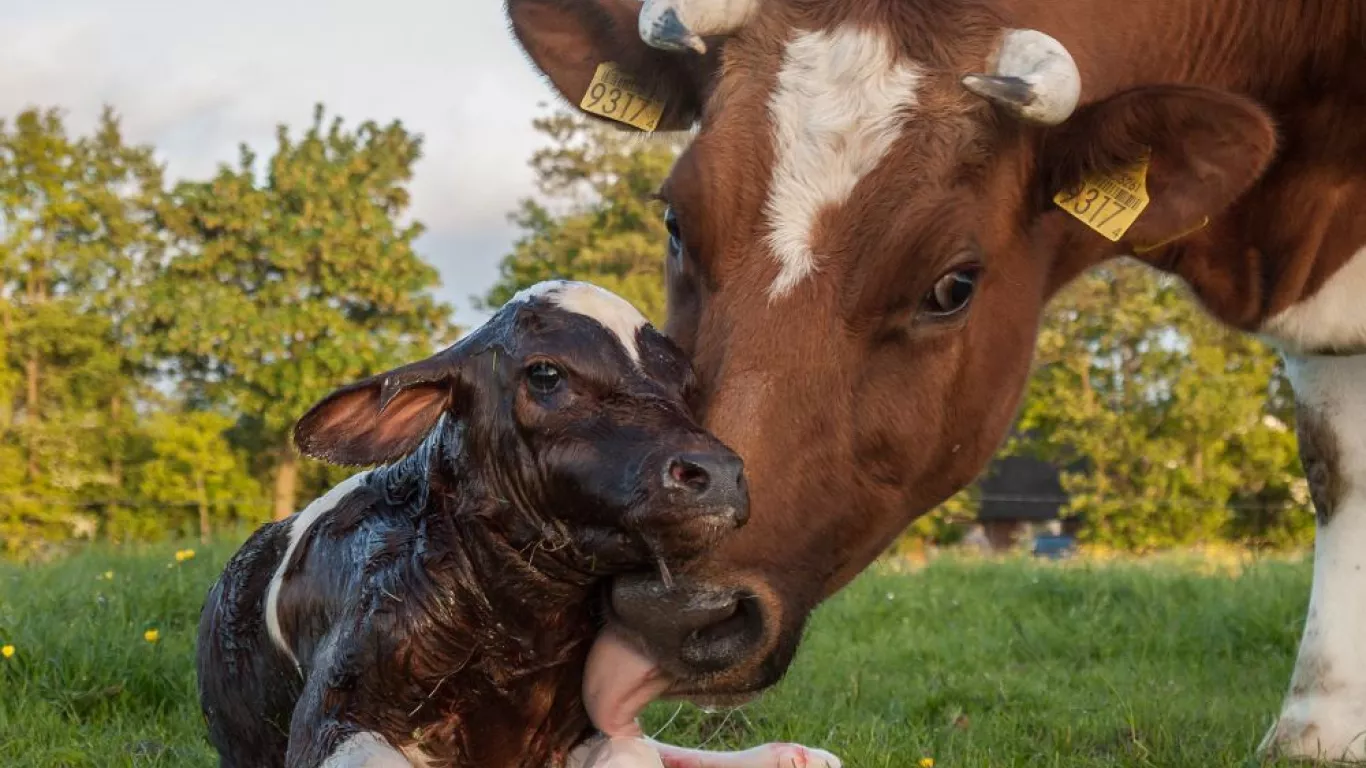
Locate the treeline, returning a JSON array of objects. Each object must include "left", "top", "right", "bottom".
[
  {"left": 485, "top": 111, "right": 1313, "bottom": 553},
  {"left": 0, "top": 103, "right": 1312, "bottom": 559},
  {"left": 1, "top": 104, "right": 455, "bottom": 558}
]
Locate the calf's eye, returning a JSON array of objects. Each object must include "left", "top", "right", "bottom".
[
  {"left": 922, "top": 268, "right": 980, "bottom": 318},
  {"left": 526, "top": 362, "right": 564, "bottom": 395}
]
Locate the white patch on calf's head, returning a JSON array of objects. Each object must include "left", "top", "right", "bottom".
[
  {"left": 513, "top": 280, "right": 649, "bottom": 365},
  {"left": 764, "top": 27, "right": 923, "bottom": 299},
  {"left": 265, "top": 471, "right": 370, "bottom": 668}
]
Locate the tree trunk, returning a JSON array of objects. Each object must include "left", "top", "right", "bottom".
[
  {"left": 273, "top": 445, "right": 299, "bottom": 521},
  {"left": 110, "top": 394, "right": 123, "bottom": 487},
  {"left": 24, "top": 346, "right": 39, "bottom": 482},
  {"left": 197, "top": 473, "right": 210, "bottom": 544},
  {"left": 1, "top": 299, "right": 11, "bottom": 432},
  {"left": 24, "top": 275, "right": 43, "bottom": 481}
]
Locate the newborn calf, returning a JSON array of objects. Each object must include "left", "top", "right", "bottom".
[{"left": 196, "top": 281, "right": 839, "bottom": 768}]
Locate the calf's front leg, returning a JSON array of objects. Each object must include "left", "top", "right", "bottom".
[{"left": 1262, "top": 353, "right": 1366, "bottom": 762}]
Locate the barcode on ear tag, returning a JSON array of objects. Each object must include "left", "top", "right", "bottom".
[
  {"left": 579, "top": 63, "right": 667, "bottom": 132},
  {"left": 1053, "top": 153, "right": 1152, "bottom": 242}
]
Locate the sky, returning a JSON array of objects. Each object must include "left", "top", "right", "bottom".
[{"left": 0, "top": 0, "right": 564, "bottom": 329}]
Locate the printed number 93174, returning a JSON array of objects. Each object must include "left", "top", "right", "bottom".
[{"left": 579, "top": 63, "right": 666, "bottom": 132}]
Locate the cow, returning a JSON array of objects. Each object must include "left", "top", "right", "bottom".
[
  {"left": 195, "top": 279, "right": 840, "bottom": 768},
  {"left": 504, "top": 0, "right": 1366, "bottom": 760}
]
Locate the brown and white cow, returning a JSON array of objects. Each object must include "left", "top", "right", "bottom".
[{"left": 505, "top": 0, "right": 1366, "bottom": 760}]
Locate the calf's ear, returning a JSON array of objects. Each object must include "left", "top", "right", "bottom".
[
  {"left": 293, "top": 347, "right": 473, "bottom": 467},
  {"left": 505, "top": 0, "right": 721, "bottom": 132},
  {"left": 1038, "top": 85, "right": 1277, "bottom": 248}
]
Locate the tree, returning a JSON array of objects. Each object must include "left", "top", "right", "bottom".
[
  {"left": 149, "top": 104, "right": 454, "bottom": 519},
  {"left": 1012, "top": 260, "right": 1307, "bottom": 551},
  {"left": 129, "top": 411, "right": 263, "bottom": 543},
  {"left": 481, "top": 109, "right": 688, "bottom": 325},
  {"left": 0, "top": 107, "right": 165, "bottom": 553}
]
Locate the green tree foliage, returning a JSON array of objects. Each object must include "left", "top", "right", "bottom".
[
  {"left": 0, "top": 104, "right": 454, "bottom": 557},
  {"left": 149, "top": 105, "right": 455, "bottom": 520},
  {"left": 1014, "top": 261, "right": 1309, "bottom": 551},
  {"left": 127, "top": 411, "right": 263, "bottom": 544},
  {"left": 0, "top": 108, "right": 166, "bottom": 555},
  {"left": 482, "top": 109, "right": 688, "bottom": 325}
]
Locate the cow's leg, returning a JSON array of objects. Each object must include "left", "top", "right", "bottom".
[{"left": 1261, "top": 353, "right": 1366, "bottom": 762}]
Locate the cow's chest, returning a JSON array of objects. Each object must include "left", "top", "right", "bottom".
[{"left": 1261, "top": 246, "right": 1366, "bottom": 355}]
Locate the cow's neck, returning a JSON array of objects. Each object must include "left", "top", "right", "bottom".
[
  {"left": 397, "top": 484, "right": 601, "bottom": 765},
  {"left": 1009, "top": 0, "right": 1362, "bottom": 103},
  {"left": 1012, "top": 0, "right": 1366, "bottom": 352}
]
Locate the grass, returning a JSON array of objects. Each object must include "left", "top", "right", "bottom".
[{"left": 0, "top": 540, "right": 1320, "bottom": 767}]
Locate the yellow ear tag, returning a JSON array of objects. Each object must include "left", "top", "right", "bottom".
[
  {"left": 1053, "top": 152, "right": 1152, "bottom": 242},
  {"left": 579, "top": 62, "right": 667, "bottom": 132}
]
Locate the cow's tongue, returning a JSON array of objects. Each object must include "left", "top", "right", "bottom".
[{"left": 583, "top": 626, "right": 673, "bottom": 738}]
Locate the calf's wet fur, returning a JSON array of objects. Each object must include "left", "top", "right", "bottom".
[{"left": 195, "top": 281, "right": 748, "bottom": 767}]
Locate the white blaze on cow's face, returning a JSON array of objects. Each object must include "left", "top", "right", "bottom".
[{"left": 764, "top": 26, "right": 923, "bottom": 299}]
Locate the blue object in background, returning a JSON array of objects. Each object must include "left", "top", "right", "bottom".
[{"left": 1033, "top": 534, "right": 1076, "bottom": 560}]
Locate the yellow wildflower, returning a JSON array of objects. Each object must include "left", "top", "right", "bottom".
[
  {"left": 174, "top": 549, "right": 196, "bottom": 562},
  {"left": 144, "top": 629, "right": 160, "bottom": 643},
  {"left": 919, "top": 759, "right": 934, "bottom": 768},
  {"left": 2, "top": 644, "right": 14, "bottom": 659},
  {"left": 104, "top": 570, "right": 114, "bottom": 579}
]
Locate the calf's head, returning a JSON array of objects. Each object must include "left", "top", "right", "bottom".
[
  {"left": 507, "top": 0, "right": 1279, "bottom": 700},
  {"left": 294, "top": 279, "right": 748, "bottom": 569}
]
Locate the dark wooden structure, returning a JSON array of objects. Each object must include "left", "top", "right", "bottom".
[{"left": 975, "top": 455, "right": 1074, "bottom": 552}]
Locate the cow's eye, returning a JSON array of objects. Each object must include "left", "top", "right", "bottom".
[
  {"left": 921, "top": 268, "right": 980, "bottom": 318},
  {"left": 526, "top": 362, "right": 564, "bottom": 395},
  {"left": 664, "top": 206, "right": 683, "bottom": 255}
]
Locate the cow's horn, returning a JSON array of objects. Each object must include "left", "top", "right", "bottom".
[
  {"left": 961, "top": 29, "right": 1081, "bottom": 125},
  {"left": 639, "top": 0, "right": 758, "bottom": 55}
]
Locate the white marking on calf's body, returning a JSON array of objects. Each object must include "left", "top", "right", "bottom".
[
  {"left": 265, "top": 471, "right": 371, "bottom": 667},
  {"left": 512, "top": 280, "right": 649, "bottom": 365},
  {"left": 764, "top": 27, "right": 922, "bottom": 299},
  {"left": 1261, "top": 247, "right": 1366, "bottom": 354},
  {"left": 1263, "top": 353, "right": 1366, "bottom": 761}
]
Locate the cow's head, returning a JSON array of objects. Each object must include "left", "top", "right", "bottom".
[
  {"left": 507, "top": 0, "right": 1278, "bottom": 703},
  {"left": 294, "top": 279, "right": 749, "bottom": 571}
]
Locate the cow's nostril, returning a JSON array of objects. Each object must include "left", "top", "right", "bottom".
[{"left": 667, "top": 457, "right": 712, "bottom": 493}]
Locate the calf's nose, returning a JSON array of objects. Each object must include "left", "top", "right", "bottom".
[{"left": 663, "top": 451, "right": 749, "bottom": 526}]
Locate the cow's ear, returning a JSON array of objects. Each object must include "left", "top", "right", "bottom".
[
  {"left": 506, "top": 0, "right": 722, "bottom": 132},
  {"left": 293, "top": 346, "right": 476, "bottom": 467},
  {"left": 1039, "top": 85, "right": 1277, "bottom": 249}
]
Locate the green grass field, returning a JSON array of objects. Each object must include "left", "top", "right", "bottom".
[{"left": 0, "top": 541, "right": 1319, "bottom": 767}]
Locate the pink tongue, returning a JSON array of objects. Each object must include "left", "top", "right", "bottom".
[{"left": 583, "top": 626, "right": 673, "bottom": 738}]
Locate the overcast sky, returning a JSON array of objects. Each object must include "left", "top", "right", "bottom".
[{"left": 0, "top": 0, "right": 565, "bottom": 328}]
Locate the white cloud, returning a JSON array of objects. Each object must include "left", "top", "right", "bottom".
[{"left": 0, "top": 0, "right": 570, "bottom": 327}]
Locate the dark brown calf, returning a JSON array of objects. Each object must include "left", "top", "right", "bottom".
[{"left": 195, "top": 280, "right": 751, "bottom": 768}]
